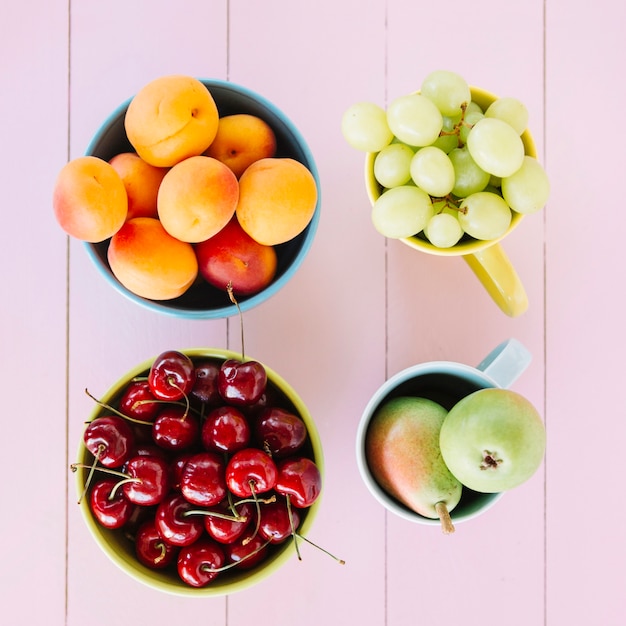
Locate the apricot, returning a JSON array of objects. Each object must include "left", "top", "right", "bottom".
[
  {"left": 157, "top": 155, "right": 239, "bottom": 243},
  {"left": 53, "top": 156, "right": 128, "bottom": 242},
  {"left": 204, "top": 114, "right": 277, "bottom": 178},
  {"left": 236, "top": 158, "right": 318, "bottom": 246},
  {"left": 109, "top": 152, "right": 169, "bottom": 220},
  {"left": 107, "top": 217, "right": 198, "bottom": 300},
  {"left": 124, "top": 75, "right": 219, "bottom": 167}
]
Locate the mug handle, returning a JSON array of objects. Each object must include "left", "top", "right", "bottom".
[
  {"left": 477, "top": 338, "right": 532, "bottom": 389},
  {"left": 463, "top": 242, "right": 528, "bottom": 317}
]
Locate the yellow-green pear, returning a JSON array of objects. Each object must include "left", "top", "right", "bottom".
[{"left": 365, "top": 396, "right": 462, "bottom": 533}]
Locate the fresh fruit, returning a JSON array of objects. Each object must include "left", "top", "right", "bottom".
[
  {"left": 148, "top": 350, "right": 196, "bottom": 401},
  {"left": 157, "top": 155, "right": 239, "bottom": 243},
  {"left": 53, "top": 156, "right": 128, "bottom": 242},
  {"left": 341, "top": 101, "right": 393, "bottom": 152},
  {"left": 107, "top": 217, "right": 198, "bottom": 301},
  {"left": 83, "top": 415, "right": 135, "bottom": 468},
  {"left": 73, "top": 348, "right": 339, "bottom": 588},
  {"left": 439, "top": 388, "right": 546, "bottom": 493},
  {"left": 365, "top": 396, "right": 462, "bottom": 533},
  {"left": 236, "top": 157, "right": 318, "bottom": 246},
  {"left": 218, "top": 358, "right": 268, "bottom": 407},
  {"left": 342, "top": 70, "right": 550, "bottom": 249},
  {"left": 194, "top": 216, "right": 277, "bottom": 296},
  {"left": 371, "top": 185, "right": 434, "bottom": 239},
  {"left": 124, "top": 74, "right": 219, "bottom": 167},
  {"left": 177, "top": 538, "right": 226, "bottom": 587},
  {"left": 108, "top": 152, "right": 168, "bottom": 220},
  {"left": 204, "top": 113, "right": 277, "bottom": 178}
]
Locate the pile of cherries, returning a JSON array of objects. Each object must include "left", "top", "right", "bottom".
[{"left": 73, "top": 349, "right": 324, "bottom": 588}]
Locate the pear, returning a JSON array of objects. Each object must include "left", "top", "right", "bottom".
[
  {"left": 439, "top": 388, "right": 546, "bottom": 493},
  {"left": 365, "top": 396, "right": 462, "bottom": 533}
]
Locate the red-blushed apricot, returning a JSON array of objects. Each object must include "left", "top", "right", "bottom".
[
  {"left": 53, "top": 156, "right": 128, "bottom": 242},
  {"left": 107, "top": 217, "right": 198, "bottom": 300},
  {"left": 236, "top": 158, "right": 318, "bottom": 246},
  {"left": 195, "top": 216, "right": 277, "bottom": 296},
  {"left": 157, "top": 155, "right": 239, "bottom": 243},
  {"left": 109, "top": 152, "right": 169, "bottom": 220},
  {"left": 204, "top": 114, "right": 277, "bottom": 178},
  {"left": 124, "top": 75, "right": 219, "bottom": 167}
]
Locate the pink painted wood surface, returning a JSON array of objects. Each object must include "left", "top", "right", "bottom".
[{"left": 1, "top": 0, "right": 624, "bottom": 624}]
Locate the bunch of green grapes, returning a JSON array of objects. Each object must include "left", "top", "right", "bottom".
[{"left": 341, "top": 70, "right": 550, "bottom": 248}]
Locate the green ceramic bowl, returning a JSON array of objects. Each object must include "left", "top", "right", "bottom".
[{"left": 75, "top": 348, "right": 323, "bottom": 596}]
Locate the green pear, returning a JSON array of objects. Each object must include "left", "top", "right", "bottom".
[
  {"left": 365, "top": 396, "right": 462, "bottom": 533},
  {"left": 439, "top": 388, "right": 546, "bottom": 493}
]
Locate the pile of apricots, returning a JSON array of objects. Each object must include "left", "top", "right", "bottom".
[{"left": 53, "top": 75, "right": 318, "bottom": 299}]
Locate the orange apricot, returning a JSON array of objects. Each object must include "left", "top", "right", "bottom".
[
  {"left": 235, "top": 158, "right": 318, "bottom": 246},
  {"left": 107, "top": 217, "right": 198, "bottom": 300},
  {"left": 204, "top": 113, "right": 277, "bottom": 178},
  {"left": 53, "top": 155, "right": 128, "bottom": 243},
  {"left": 124, "top": 75, "right": 219, "bottom": 167},
  {"left": 157, "top": 155, "right": 239, "bottom": 243},
  {"left": 108, "top": 152, "right": 168, "bottom": 220}
]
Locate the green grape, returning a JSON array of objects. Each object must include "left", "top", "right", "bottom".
[
  {"left": 485, "top": 97, "right": 529, "bottom": 135},
  {"left": 424, "top": 211, "right": 464, "bottom": 248},
  {"left": 466, "top": 117, "right": 525, "bottom": 178},
  {"left": 458, "top": 191, "right": 512, "bottom": 240},
  {"left": 409, "top": 146, "right": 455, "bottom": 197},
  {"left": 459, "top": 110, "right": 484, "bottom": 145},
  {"left": 373, "top": 142, "right": 415, "bottom": 188},
  {"left": 386, "top": 94, "right": 443, "bottom": 147},
  {"left": 501, "top": 156, "right": 550, "bottom": 214},
  {"left": 465, "top": 100, "right": 484, "bottom": 116},
  {"left": 431, "top": 133, "right": 458, "bottom": 153},
  {"left": 448, "top": 146, "right": 490, "bottom": 197},
  {"left": 341, "top": 102, "right": 393, "bottom": 152},
  {"left": 420, "top": 70, "right": 471, "bottom": 117},
  {"left": 371, "top": 185, "right": 434, "bottom": 238}
]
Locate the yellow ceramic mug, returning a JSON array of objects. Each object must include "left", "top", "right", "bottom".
[{"left": 364, "top": 87, "right": 536, "bottom": 317}]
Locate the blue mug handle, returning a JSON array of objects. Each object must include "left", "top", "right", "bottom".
[{"left": 477, "top": 338, "right": 532, "bottom": 389}]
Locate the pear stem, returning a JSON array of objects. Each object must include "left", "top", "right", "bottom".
[{"left": 435, "top": 502, "right": 455, "bottom": 535}]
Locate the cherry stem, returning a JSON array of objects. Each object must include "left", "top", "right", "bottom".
[
  {"left": 242, "top": 480, "right": 262, "bottom": 546},
  {"left": 201, "top": 536, "right": 274, "bottom": 573},
  {"left": 154, "top": 541, "right": 168, "bottom": 565},
  {"left": 227, "top": 281, "right": 246, "bottom": 362},
  {"left": 285, "top": 494, "right": 302, "bottom": 561},
  {"left": 76, "top": 443, "right": 105, "bottom": 504},
  {"left": 435, "top": 501, "right": 455, "bottom": 535},
  {"left": 295, "top": 534, "right": 346, "bottom": 565},
  {"left": 84, "top": 389, "right": 153, "bottom": 426},
  {"left": 165, "top": 378, "right": 190, "bottom": 419},
  {"left": 70, "top": 462, "right": 140, "bottom": 485}
]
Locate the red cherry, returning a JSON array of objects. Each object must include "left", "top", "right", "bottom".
[
  {"left": 201, "top": 405, "right": 251, "bottom": 453},
  {"left": 152, "top": 406, "right": 200, "bottom": 451},
  {"left": 258, "top": 497, "right": 301, "bottom": 544},
  {"left": 89, "top": 479, "right": 135, "bottom": 529},
  {"left": 204, "top": 501, "right": 254, "bottom": 545},
  {"left": 119, "top": 379, "right": 160, "bottom": 422},
  {"left": 177, "top": 538, "right": 226, "bottom": 587},
  {"left": 122, "top": 454, "right": 170, "bottom": 506},
  {"left": 190, "top": 360, "right": 222, "bottom": 405},
  {"left": 168, "top": 452, "right": 195, "bottom": 491},
  {"left": 254, "top": 407, "right": 307, "bottom": 458},
  {"left": 218, "top": 359, "right": 267, "bottom": 406},
  {"left": 275, "top": 457, "right": 322, "bottom": 508},
  {"left": 148, "top": 350, "right": 196, "bottom": 401},
  {"left": 225, "top": 448, "right": 277, "bottom": 497},
  {"left": 135, "top": 519, "right": 178, "bottom": 570},
  {"left": 155, "top": 493, "right": 204, "bottom": 547},
  {"left": 84, "top": 415, "right": 135, "bottom": 468},
  {"left": 179, "top": 452, "right": 227, "bottom": 507},
  {"left": 223, "top": 527, "right": 269, "bottom": 570}
]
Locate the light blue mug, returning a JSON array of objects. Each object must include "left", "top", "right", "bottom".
[{"left": 355, "top": 338, "right": 532, "bottom": 527}]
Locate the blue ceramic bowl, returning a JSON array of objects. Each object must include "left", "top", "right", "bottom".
[{"left": 84, "top": 79, "right": 320, "bottom": 319}]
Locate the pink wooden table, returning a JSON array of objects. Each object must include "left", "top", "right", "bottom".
[{"left": 2, "top": 0, "right": 625, "bottom": 624}]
